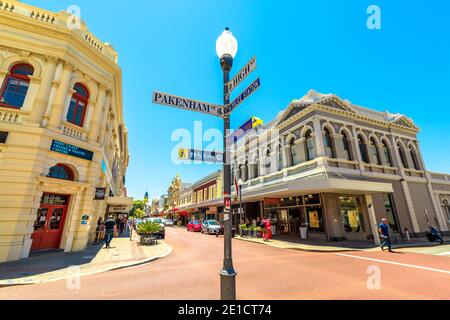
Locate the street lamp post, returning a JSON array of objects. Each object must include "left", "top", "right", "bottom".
[{"left": 216, "top": 27, "right": 238, "bottom": 300}]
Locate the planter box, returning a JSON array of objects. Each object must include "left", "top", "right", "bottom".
[{"left": 140, "top": 234, "right": 158, "bottom": 246}]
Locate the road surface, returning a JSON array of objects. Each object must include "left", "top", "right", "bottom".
[{"left": 1, "top": 228, "right": 449, "bottom": 300}]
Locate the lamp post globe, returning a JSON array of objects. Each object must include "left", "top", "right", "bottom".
[{"left": 216, "top": 28, "right": 238, "bottom": 72}]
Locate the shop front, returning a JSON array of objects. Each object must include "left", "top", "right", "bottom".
[
  {"left": 31, "top": 193, "right": 70, "bottom": 250},
  {"left": 263, "top": 195, "right": 325, "bottom": 239}
]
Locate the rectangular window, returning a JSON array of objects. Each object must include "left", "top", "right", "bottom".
[
  {"left": 0, "top": 131, "right": 8, "bottom": 143},
  {"left": 339, "top": 196, "right": 366, "bottom": 233}
]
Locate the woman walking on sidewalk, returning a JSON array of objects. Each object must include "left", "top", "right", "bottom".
[{"left": 262, "top": 216, "right": 272, "bottom": 242}]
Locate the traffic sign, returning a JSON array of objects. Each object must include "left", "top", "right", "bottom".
[
  {"left": 226, "top": 56, "right": 257, "bottom": 93},
  {"left": 178, "top": 148, "right": 224, "bottom": 164},
  {"left": 227, "top": 78, "right": 261, "bottom": 114},
  {"left": 153, "top": 91, "right": 224, "bottom": 118}
]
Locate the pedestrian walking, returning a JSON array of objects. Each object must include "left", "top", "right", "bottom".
[
  {"left": 119, "top": 216, "right": 125, "bottom": 235},
  {"left": 262, "top": 216, "right": 272, "bottom": 242},
  {"left": 104, "top": 215, "right": 117, "bottom": 249},
  {"left": 379, "top": 218, "right": 393, "bottom": 252}
]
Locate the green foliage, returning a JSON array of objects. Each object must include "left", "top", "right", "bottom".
[
  {"left": 134, "top": 208, "right": 146, "bottom": 219},
  {"left": 130, "top": 200, "right": 145, "bottom": 217},
  {"left": 137, "top": 220, "right": 161, "bottom": 235}
]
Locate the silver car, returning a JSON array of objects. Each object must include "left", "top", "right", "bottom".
[
  {"left": 201, "top": 220, "right": 222, "bottom": 235},
  {"left": 164, "top": 219, "right": 174, "bottom": 226}
]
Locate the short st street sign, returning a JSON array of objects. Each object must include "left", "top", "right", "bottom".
[
  {"left": 226, "top": 56, "right": 256, "bottom": 93},
  {"left": 227, "top": 78, "right": 261, "bottom": 114},
  {"left": 178, "top": 148, "right": 224, "bottom": 164},
  {"left": 153, "top": 91, "right": 224, "bottom": 118}
]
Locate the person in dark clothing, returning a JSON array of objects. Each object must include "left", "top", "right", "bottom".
[
  {"left": 379, "top": 218, "right": 393, "bottom": 252},
  {"left": 104, "top": 215, "right": 116, "bottom": 249}
]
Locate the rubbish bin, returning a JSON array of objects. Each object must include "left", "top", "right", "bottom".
[{"left": 299, "top": 227, "right": 308, "bottom": 239}]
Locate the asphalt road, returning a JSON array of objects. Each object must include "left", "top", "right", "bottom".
[{"left": 1, "top": 228, "right": 450, "bottom": 300}]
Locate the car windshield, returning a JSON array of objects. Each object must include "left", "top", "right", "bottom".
[
  {"left": 153, "top": 219, "right": 162, "bottom": 224},
  {"left": 193, "top": 221, "right": 200, "bottom": 225},
  {"left": 208, "top": 220, "right": 219, "bottom": 226}
]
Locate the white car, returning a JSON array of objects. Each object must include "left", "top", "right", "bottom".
[{"left": 164, "top": 219, "right": 174, "bottom": 226}]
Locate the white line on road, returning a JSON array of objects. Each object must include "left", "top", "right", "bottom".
[{"left": 335, "top": 253, "right": 450, "bottom": 275}]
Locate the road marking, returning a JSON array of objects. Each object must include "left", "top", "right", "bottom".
[
  {"left": 335, "top": 253, "right": 450, "bottom": 275},
  {"left": 437, "top": 251, "right": 450, "bottom": 256}
]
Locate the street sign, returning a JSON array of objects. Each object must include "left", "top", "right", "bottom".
[
  {"left": 178, "top": 148, "right": 224, "bottom": 164},
  {"left": 153, "top": 91, "right": 224, "bottom": 118},
  {"left": 227, "top": 78, "right": 261, "bottom": 114},
  {"left": 226, "top": 56, "right": 257, "bottom": 93}
]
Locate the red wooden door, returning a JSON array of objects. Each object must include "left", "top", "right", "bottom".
[{"left": 31, "top": 204, "right": 68, "bottom": 250}]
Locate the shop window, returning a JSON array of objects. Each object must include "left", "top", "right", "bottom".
[
  {"left": 289, "top": 138, "right": 300, "bottom": 166},
  {"left": 305, "top": 130, "right": 315, "bottom": 161},
  {"left": 382, "top": 141, "right": 392, "bottom": 167},
  {"left": 339, "top": 197, "right": 366, "bottom": 233},
  {"left": 304, "top": 194, "right": 321, "bottom": 206},
  {"left": 323, "top": 128, "right": 336, "bottom": 158},
  {"left": 0, "top": 63, "right": 34, "bottom": 109},
  {"left": 47, "top": 164, "right": 74, "bottom": 181},
  {"left": 358, "top": 135, "right": 370, "bottom": 163},
  {"left": 66, "top": 83, "right": 89, "bottom": 127},
  {"left": 384, "top": 194, "right": 400, "bottom": 232},
  {"left": 342, "top": 132, "right": 352, "bottom": 161},
  {"left": 369, "top": 138, "right": 382, "bottom": 165},
  {"left": 397, "top": 143, "right": 409, "bottom": 168},
  {"left": 305, "top": 206, "right": 324, "bottom": 232}
]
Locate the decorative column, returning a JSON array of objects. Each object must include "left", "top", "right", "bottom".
[
  {"left": 365, "top": 195, "right": 381, "bottom": 246},
  {"left": 312, "top": 118, "right": 325, "bottom": 157},
  {"left": 333, "top": 134, "right": 346, "bottom": 160},
  {"left": 99, "top": 94, "right": 112, "bottom": 145},
  {"left": 351, "top": 127, "right": 365, "bottom": 173},
  {"left": 88, "top": 84, "right": 107, "bottom": 142},
  {"left": 48, "top": 62, "right": 74, "bottom": 130},
  {"left": 29, "top": 56, "right": 58, "bottom": 125},
  {"left": 0, "top": 69, "right": 7, "bottom": 88}
]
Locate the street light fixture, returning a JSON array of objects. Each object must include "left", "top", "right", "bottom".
[{"left": 217, "top": 27, "right": 238, "bottom": 301}]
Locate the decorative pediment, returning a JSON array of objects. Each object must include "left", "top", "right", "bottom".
[
  {"left": 392, "top": 116, "right": 419, "bottom": 130},
  {"left": 318, "top": 96, "right": 356, "bottom": 113}
]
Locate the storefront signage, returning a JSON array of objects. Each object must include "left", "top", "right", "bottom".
[
  {"left": 109, "top": 206, "right": 129, "bottom": 213},
  {"left": 94, "top": 188, "right": 107, "bottom": 200},
  {"left": 81, "top": 215, "right": 90, "bottom": 225},
  {"left": 50, "top": 140, "right": 94, "bottom": 161},
  {"left": 308, "top": 211, "right": 320, "bottom": 229}
]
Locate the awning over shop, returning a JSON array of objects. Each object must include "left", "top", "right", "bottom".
[{"left": 107, "top": 196, "right": 133, "bottom": 214}]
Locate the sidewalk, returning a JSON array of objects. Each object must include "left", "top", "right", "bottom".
[
  {"left": 0, "top": 233, "right": 172, "bottom": 286},
  {"left": 235, "top": 234, "right": 443, "bottom": 253}
]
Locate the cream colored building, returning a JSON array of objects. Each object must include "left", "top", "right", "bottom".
[{"left": 0, "top": 1, "right": 131, "bottom": 262}]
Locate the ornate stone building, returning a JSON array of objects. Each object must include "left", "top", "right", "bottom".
[
  {"left": 227, "top": 90, "right": 450, "bottom": 243},
  {"left": 0, "top": 1, "right": 130, "bottom": 262}
]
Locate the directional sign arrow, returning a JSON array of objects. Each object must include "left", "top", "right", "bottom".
[
  {"left": 153, "top": 91, "right": 224, "bottom": 118},
  {"left": 227, "top": 56, "right": 257, "bottom": 93},
  {"left": 227, "top": 78, "right": 261, "bottom": 114}
]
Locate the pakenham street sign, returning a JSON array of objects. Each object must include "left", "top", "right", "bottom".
[
  {"left": 227, "top": 78, "right": 261, "bottom": 114},
  {"left": 226, "top": 56, "right": 256, "bottom": 93},
  {"left": 153, "top": 91, "right": 224, "bottom": 118}
]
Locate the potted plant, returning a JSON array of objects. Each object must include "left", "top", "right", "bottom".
[
  {"left": 137, "top": 220, "right": 161, "bottom": 245},
  {"left": 239, "top": 224, "right": 248, "bottom": 237}
]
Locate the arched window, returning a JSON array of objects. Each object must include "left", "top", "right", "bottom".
[
  {"left": 381, "top": 140, "right": 392, "bottom": 167},
  {"left": 305, "top": 130, "right": 315, "bottom": 161},
  {"left": 358, "top": 135, "right": 369, "bottom": 163},
  {"left": 0, "top": 63, "right": 34, "bottom": 109},
  {"left": 442, "top": 199, "right": 450, "bottom": 223},
  {"left": 369, "top": 138, "right": 382, "bottom": 165},
  {"left": 323, "top": 128, "right": 336, "bottom": 158},
  {"left": 66, "top": 83, "right": 89, "bottom": 127},
  {"left": 47, "top": 164, "right": 74, "bottom": 181},
  {"left": 342, "top": 132, "right": 352, "bottom": 161},
  {"left": 278, "top": 143, "right": 284, "bottom": 170},
  {"left": 397, "top": 143, "right": 409, "bottom": 168},
  {"left": 290, "top": 138, "right": 299, "bottom": 166},
  {"left": 409, "top": 145, "right": 421, "bottom": 170}
]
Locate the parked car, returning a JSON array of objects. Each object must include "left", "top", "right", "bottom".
[
  {"left": 202, "top": 220, "right": 223, "bottom": 235},
  {"left": 187, "top": 220, "right": 202, "bottom": 232},
  {"left": 164, "top": 219, "right": 174, "bottom": 227},
  {"left": 145, "top": 218, "right": 165, "bottom": 239}
]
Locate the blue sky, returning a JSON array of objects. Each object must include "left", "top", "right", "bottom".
[{"left": 30, "top": 0, "right": 450, "bottom": 200}]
